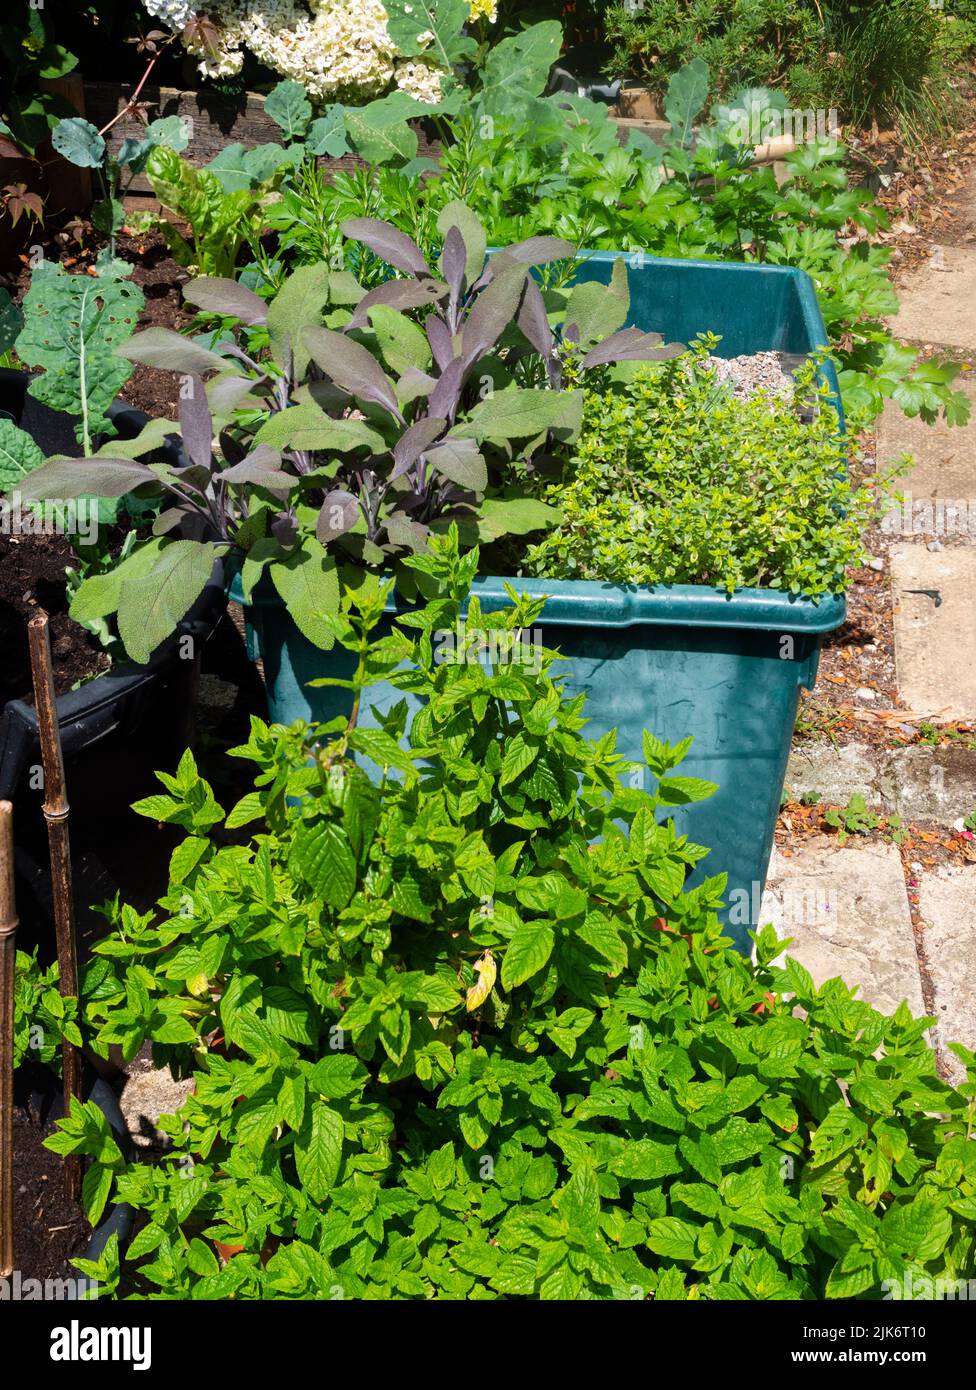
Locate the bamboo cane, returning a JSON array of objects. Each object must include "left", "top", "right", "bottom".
[
  {"left": 27, "top": 612, "right": 82, "bottom": 1202},
  {"left": 0, "top": 800, "right": 17, "bottom": 1278}
]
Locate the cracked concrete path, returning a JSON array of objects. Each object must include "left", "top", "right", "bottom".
[
  {"left": 917, "top": 865, "right": 976, "bottom": 1085},
  {"left": 760, "top": 840, "right": 925, "bottom": 1019},
  {"left": 766, "top": 199, "right": 976, "bottom": 1079},
  {"left": 888, "top": 244, "right": 976, "bottom": 351},
  {"left": 890, "top": 545, "right": 976, "bottom": 720},
  {"left": 878, "top": 377, "right": 976, "bottom": 518}
]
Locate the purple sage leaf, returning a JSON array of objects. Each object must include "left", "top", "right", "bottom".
[
  {"left": 461, "top": 263, "right": 528, "bottom": 370},
  {"left": 392, "top": 416, "right": 447, "bottom": 480},
  {"left": 183, "top": 276, "right": 268, "bottom": 326},
  {"left": 426, "top": 316, "right": 454, "bottom": 372},
  {"left": 580, "top": 329, "right": 686, "bottom": 371},
  {"left": 346, "top": 276, "right": 448, "bottom": 332},
  {"left": 427, "top": 358, "right": 466, "bottom": 423},
  {"left": 179, "top": 374, "right": 213, "bottom": 471},
  {"left": 340, "top": 217, "right": 430, "bottom": 276},
  {"left": 516, "top": 275, "right": 555, "bottom": 360},
  {"left": 303, "top": 326, "right": 400, "bottom": 417},
  {"left": 442, "top": 224, "right": 467, "bottom": 300},
  {"left": 317, "top": 489, "right": 361, "bottom": 543}
]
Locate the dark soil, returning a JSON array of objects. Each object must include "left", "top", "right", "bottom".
[
  {"left": 0, "top": 531, "right": 110, "bottom": 706},
  {"left": 113, "top": 229, "right": 192, "bottom": 419},
  {"left": 10, "top": 1105, "right": 90, "bottom": 1284}
]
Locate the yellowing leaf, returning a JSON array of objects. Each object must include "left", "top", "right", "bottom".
[{"left": 466, "top": 950, "right": 497, "bottom": 1012}]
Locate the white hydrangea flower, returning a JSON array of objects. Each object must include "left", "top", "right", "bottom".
[
  {"left": 145, "top": 0, "right": 452, "bottom": 104},
  {"left": 142, "top": 0, "right": 198, "bottom": 28},
  {"left": 394, "top": 59, "right": 444, "bottom": 105}
]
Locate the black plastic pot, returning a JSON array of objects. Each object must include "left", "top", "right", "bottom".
[
  {"left": 0, "top": 369, "right": 227, "bottom": 802},
  {"left": 19, "top": 1061, "right": 135, "bottom": 1295}
]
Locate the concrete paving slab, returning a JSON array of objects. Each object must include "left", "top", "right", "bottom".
[
  {"left": 877, "top": 379, "right": 976, "bottom": 544},
  {"left": 890, "top": 544, "right": 976, "bottom": 719},
  {"left": 759, "top": 838, "right": 924, "bottom": 1017},
  {"left": 786, "top": 740, "right": 880, "bottom": 805},
  {"left": 878, "top": 745, "right": 976, "bottom": 826},
  {"left": 888, "top": 245, "right": 976, "bottom": 351},
  {"left": 917, "top": 865, "right": 976, "bottom": 1086}
]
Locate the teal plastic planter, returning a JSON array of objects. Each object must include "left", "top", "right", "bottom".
[{"left": 234, "top": 254, "right": 846, "bottom": 951}]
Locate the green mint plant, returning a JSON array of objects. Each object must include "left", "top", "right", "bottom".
[
  {"left": 19, "top": 212, "right": 679, "bottom": 664},
  {"left": 12, "top": 950, "right": 82, "bottom": 1071},
  {"left": 49, "top": 532, "right": 976, "bottom": 1300},
  {"left": 524, "top": 346, "right": 875, "bottom": 597}
]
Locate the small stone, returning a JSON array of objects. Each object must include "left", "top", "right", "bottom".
[
  {"left": 954, "top": 817, "right": 967, "bottom": 832},
  {"left": 928, "top": 539, "right": 944, "bottom": 552},
  {"left": 864, "top": 643, "right": 878, "bottom": 652},
  {"left": 868, "top": 557, "right": 884, "bottom": 571},
  {"left": 705, "top": 351, "right": 795, "bottom": 402},
  {"left": 856, "top": 687, "right": 877, "bottom": 700}
]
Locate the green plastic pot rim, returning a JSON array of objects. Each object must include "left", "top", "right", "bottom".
[{"left": 229, "top": 569, "right": 847, "bottom": 636}]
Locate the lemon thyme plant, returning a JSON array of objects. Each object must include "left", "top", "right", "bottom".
[
  {"left": 524, "top": 347, "right": 878, "bottom": 596},
  {"left": 47, "top": 532, "right": 976, "bottom": 1300}
]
